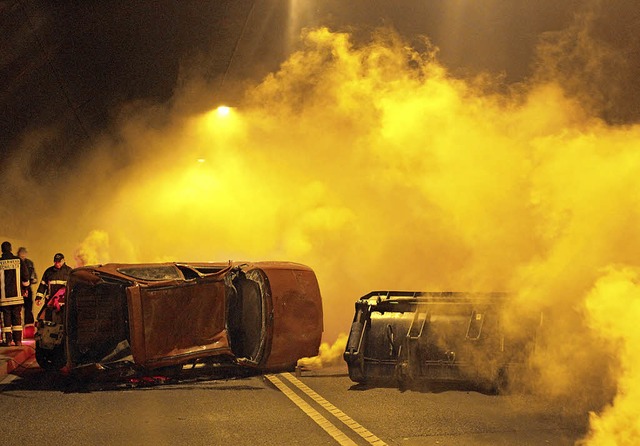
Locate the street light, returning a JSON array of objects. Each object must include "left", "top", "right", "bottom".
[{"left": 216, "top": 105, "right": 231, "bottom": 117}]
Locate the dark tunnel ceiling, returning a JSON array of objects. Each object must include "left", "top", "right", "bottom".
[{"left": 1, "top": 0, "right": 639, "bottom": 172}]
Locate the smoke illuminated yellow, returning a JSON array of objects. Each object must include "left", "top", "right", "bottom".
[
  {"left": 581, "top": 268, "right": 640, "bottom": 445},
  {"left": 51, "top": 27, "right": 640, "bottom": 445}
]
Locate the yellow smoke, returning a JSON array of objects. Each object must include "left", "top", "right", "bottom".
[
  {"left": 298, "top": 332, "right": 348, "bottom": 369},
  {"left": 8, "top": 25, "right": 640, "bottom": 444},
  {"left": 74, "top": 230, "right": 110, "bottom": 267},
  {"left": 579, "top": 268, "right": 640, "bottom": 445}
]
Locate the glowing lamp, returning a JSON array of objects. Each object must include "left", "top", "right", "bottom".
[{"left": 216, "top": 106, "right": 231, "bottom": 117}]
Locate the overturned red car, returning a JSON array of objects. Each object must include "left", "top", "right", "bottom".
[{"left": 35, "top": 261, "right": 323, "bottom": 377}]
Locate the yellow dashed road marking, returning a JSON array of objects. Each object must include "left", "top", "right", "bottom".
[
  {"left": 280, "top": 372, "right": 388, "bottom": 446},
  {"left": 265, "top": 374, "right": 358, "bottom": 446}
]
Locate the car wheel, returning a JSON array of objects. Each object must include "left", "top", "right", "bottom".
[{"left": 35, "top": 344, "right": 65, "bottom": 371}]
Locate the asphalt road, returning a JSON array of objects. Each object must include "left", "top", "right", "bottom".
[{"left": 0, "top": 361, "right": 588, "bottom": 446}]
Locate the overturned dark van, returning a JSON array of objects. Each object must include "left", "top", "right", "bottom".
[
  {"left": 35, "top": 261, "right": 323, "bottom": 377},
  {"left": 343, "top": 291, "right": 541, "bottom": 390}
]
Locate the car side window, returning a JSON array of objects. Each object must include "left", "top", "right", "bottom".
[{"left": 117, "top": 265, "right": 182, "bottom": 281}]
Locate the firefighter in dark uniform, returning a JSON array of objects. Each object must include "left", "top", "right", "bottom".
[
  {"left": 1, "top": 241, "right": 30, "bottom": 346},
  {"left": 17, "top": 247, "right": 37, "bottom": 337},
  {"left": 35, "top": 253, "right": 73, "bottom": 323}
]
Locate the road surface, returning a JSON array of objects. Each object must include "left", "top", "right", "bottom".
[{"left": 0, "top": 360, "right": 587, "bottom": 446}]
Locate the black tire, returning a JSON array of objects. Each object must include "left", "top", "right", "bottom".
[{"left": 35, "top": 344, "right": 66, "bottom": 371}]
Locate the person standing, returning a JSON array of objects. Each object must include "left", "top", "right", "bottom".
[
  {"left": 35, "top": 253, "right": 73, "bottom": 321},
  {"left": 17, "top": 247, "right": 37, "bottom": 337},
  {"left": 0, "top": 241, "right": 29, "bottom": 346}
]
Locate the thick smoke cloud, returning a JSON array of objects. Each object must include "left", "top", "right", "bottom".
[
  {"left": 80, "top": 27, "right": 636, "bottom": 445},
  {"left": 3, "top": 3, "right": 640, "bottom": 444}
]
